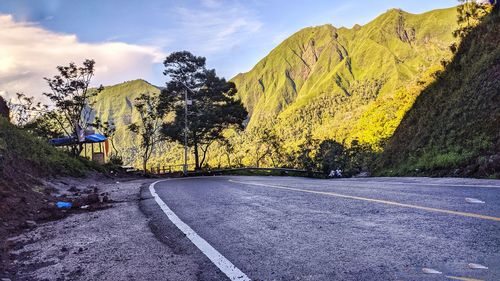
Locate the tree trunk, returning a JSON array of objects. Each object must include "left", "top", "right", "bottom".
[
  {"left": 194, "top": 142, "right": 200, "bottom": 170},
  {"left": 110, "top": 138, "right": 119, "bottom": 156},
  {"left": 71, "top": 144, "right": 84, "bottom": 157},
  {"left": 226, "top": 152, "right": 231, "bottom": 168},
  {"left": 143, "top": 146, "right": 149, "bottom": 174},
  {"left": 199, "top": 143, "right": 211, "bottom": 169}
]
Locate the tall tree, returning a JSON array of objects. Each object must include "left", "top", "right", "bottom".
[
  {"left": 159, "top": 51, "right": 247, "bottom": 170},
  {"left": 128, "top": 93, "right": 163, "bottom": 173},
  {"left": 43, "top": 59, "right": 102, "bottom": 155}
]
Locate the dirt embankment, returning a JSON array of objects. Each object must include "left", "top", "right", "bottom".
[
  {"left": 2, "top": 178, "right": 209, "bottom": 281},
  {"left": 0, "top": 174, "right": 135, "bottom": 279}
]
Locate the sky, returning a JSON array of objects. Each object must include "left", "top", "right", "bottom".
[{"left": 0, "top": 0, "right": 458, "bottom": 101}]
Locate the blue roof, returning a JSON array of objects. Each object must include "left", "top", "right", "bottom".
[
  {"left": 49, "top": 133, "right": 107, "bottom": 146},
  {"left": 85, "top": 133, "right": 107, "bottom": 143},
  {"left": 49, "top": 137, "right": 76, "bottom": 146}
]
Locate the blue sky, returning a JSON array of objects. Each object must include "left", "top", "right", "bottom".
[{"left": 0, "top": 0, "right": 457, "bottom": 99}]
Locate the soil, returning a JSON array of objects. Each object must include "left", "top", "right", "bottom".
[
  {"left": 0, "top": 172, "right": 138, "bottom": 279},
  {"left": 2, "top": 178, "right": 209, "bottom": 281}
]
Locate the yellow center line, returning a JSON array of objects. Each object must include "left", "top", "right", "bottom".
[
  {"left": 446, "top": 276, "right": 484, "bottom": 281},
  {"left": 228, "top": 180, "right": 500, "bottom": 222}
]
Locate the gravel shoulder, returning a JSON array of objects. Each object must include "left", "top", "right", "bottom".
[{"left": 5, "top": 179, "right": 214, "bottom": 281}]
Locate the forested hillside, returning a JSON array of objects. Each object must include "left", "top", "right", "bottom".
[
  {"left": 91, "top": 79, "right": 183, "bottom": 166},
  {"left": 378, "top": 5, "right": 500, "bottom": 177},
  {"left": 92, "top": 7, "right": 464, "bottom": 170},
  {"left": 232, "top": 7, "right": 458, "bottom": 152}
]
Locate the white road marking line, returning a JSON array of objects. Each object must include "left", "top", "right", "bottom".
[
  {"left": 422, "top": 268, "right": 442, "bottom": 274},
  {"left": 468, "top": 263, "right": 488, "bottom": 269},
  {"left": 149, "top": 180, "right": 250, "bottom": 281},
  {"left": 229, "top": 180, "right": 500, "bottom": 222},
  {"left": 445, "top": 276, "right": 484, "bottom": 281},
  {"left": 465, "top": 198, "right": 485, "bottom": 204}
]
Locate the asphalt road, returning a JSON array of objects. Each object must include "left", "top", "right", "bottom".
[{"left": 140, "top": 176, "right": 500, "bottom": 280}]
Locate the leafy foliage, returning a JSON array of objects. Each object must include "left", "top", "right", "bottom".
[
  {"left": 8, "top": 93, "right": 48, "bottom": 127},
  {"left": 23, "top": 112, "right": 65, "bottom": 140},
  {"left": 128, "top": 93, "right": 163, "bottom": 172},
  {"left": 159, "top": 51, "right": 247, "bottom": 170},
  {"left": 0, "top": 96, "right": 8, "bottom": 119},
  {"left": 453, "top": 0, "right": 493, "bottom": 38},
  {"left": 43, "top": 59, "right": 103, "bottom": 155}
]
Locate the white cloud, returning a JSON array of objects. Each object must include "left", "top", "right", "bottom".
[
  {"left": 171, "top": 2, "right": 262, "bottom": 54},
  {"left": 200, "top": 0, "right": 222, "bottom": 8},
  {"left": 0, "top": 14, "right": 165, "bottom": 102}
]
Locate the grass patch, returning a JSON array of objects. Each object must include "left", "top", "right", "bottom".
[{"left": 0, "top": 117, "right": 98, "bottom": 179}]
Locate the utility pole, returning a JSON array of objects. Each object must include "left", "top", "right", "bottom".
[{"left": 183, "top": 88, "right": 188, "bottom": 175}]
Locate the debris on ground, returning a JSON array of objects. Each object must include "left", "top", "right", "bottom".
[{"left": 0, "top": 174, "right": 136, "bottom": 279}]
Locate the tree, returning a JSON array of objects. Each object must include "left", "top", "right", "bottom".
[
  {"left": 128, "top": 93, "right": 163, "bottom": 173},
  {"left": 453, "top": 0, "right": 493, "bottom": 38},
  {"left": 23, "top": 113, "right": 64, "bottom": 140},
  {"left": 93, "top": 116, "right": 123, "bottom": 164},
  {"left": 345, "top": 140, "right": 376, "bottom": 175},
  {"left": 8, "top": 93, "right": 48, "bottom": 127},
  {"left": 295, "top": 130, "right": 320, "bottom": 174},
  {"left": 248, "top": 126, "right": 283, "bottom": 167},
  {"left": 7, "top": 93, "right": 64, "bottom": 140},
  {"left": 159, "top": 51, "right": 247, "bottom": 170},
  {"left": 219, "top": 137, "right": 234, "bottom": 168},
  {"left": 314, "top": 139, "right": 348, "bottom": 175},
  {"left": 43, "top": 59, "right": 103, "bottom": 155},
  {"left": 93, "top": 116, "right": 119, "bottom": 156}
]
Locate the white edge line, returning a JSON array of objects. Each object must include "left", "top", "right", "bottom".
[{"left": 149, "top": 180, "right": 250, "bottom": 281}]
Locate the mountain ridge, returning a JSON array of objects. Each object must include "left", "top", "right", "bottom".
[
  {"left": 231, "top": 6, "right": 458, "bottom": 151},
  {"left": 92, "top": 6, "right": 462, "bottom": 169}
]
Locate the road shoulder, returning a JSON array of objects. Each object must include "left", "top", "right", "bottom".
[{"left": 5, "top": 179, "right": 215, "bottom": 281}]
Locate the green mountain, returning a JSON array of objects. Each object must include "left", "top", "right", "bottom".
[
  {"left": 92, "top": 79, "right": 160, "bottom": 164},
  {"left": 91, "top": 79, "right": 187, "bottom": 168},
  {"left": 93, "top": 7, "right": 470, "bottom": 171},
  {"left": 232, "top": 7, "right": 458, "bottom": 152},
  {"left": 378, "top": 6, "right": 500, "bottom": 177}
]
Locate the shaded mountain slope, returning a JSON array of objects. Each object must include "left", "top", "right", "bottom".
[{"left": 378, "top": 6, "right": 500, "bottom": 177}]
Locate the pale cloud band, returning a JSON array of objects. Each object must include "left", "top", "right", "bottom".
[{"left": 0, "top": 14, "right": 165, "bottom": 102}]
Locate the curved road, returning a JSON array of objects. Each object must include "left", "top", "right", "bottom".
[{"left": 140, "top": 176, "right": 500, "bottom": 280}]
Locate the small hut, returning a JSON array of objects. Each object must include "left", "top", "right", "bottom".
[{"left": 49, "top": 133, "right": 109, "bottom": 164}]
